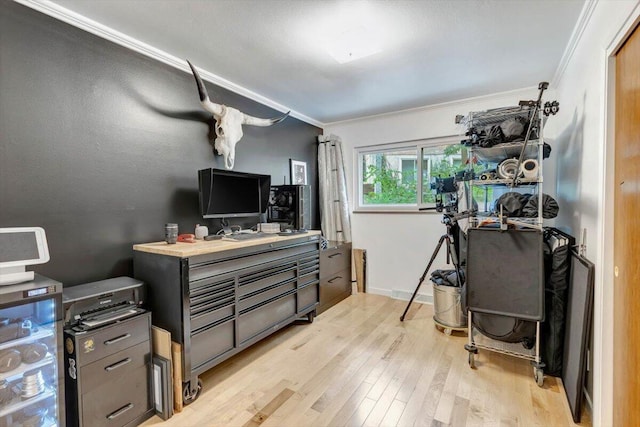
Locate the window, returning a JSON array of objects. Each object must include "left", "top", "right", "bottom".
[
  {"left": 355, "top": 136, "right": 480, "bottom": 212},
  {"left": 360, "top": 148, "right": 418, "bottom": 206}
]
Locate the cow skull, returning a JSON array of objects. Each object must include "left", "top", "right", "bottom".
[{"left": 187, "top": 60, "right": 289, "bottom": 169}]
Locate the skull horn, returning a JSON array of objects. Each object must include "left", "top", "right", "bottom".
[
  {"left": 186, "top": 60, "right": 223, "bottom": 116},
  {"left": 242, "top": 110, "right": 290, "bottom": 127}
]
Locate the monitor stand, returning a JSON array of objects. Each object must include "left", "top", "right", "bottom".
[{"left": 0, "top": 266, "right": 34, "bottom": 286}]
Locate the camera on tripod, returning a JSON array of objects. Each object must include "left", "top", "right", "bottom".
[
  {"left": 401, "top": 171, "right": 470, "bottom": 322},
  {"left": 428, "top": 170, "right": 473, "bottom": 214},
  {"left": 428, "top": 176, "right": 457, "bottom": 214},
  {"left": 430, "top": 176, "right": 457, "bottom": 194}
]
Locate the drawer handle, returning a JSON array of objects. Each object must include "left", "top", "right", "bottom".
[
  {"left": 104, "top": 357, "right": 132, "bottom": 372},
  {"left": 106, "top": 403, "right": 134, "bottom": 420},
  {"left": 104, "top": 333, "right": 131, "bottom": 345},
  {"left": 327, "top": 253, "right": 342, "bottom": 259},
  {"left": 328, "top": 276, "right": 342, "bottom": 283}
]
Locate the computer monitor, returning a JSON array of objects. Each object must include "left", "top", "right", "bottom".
[
  {"left": 198, "top": 168, "right": 271, "bottom": 219},
  {"left": 0, "top": 227, "right": 50, "bottom": 286}
]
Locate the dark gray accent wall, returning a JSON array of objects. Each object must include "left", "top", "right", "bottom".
[{"left": 0, "top": 1, "right": 322, "bottom": 286}]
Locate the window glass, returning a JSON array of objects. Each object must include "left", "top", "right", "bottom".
[
  {"left": 355, "top": 136, "right": 470, "bottom": 212},
  {"left": 361, "top": 149, "right": 417, "bottom": 205}
]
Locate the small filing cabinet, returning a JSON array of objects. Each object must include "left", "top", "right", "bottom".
[
  {"left": 64, "top": 312, "right": 153, "bottom": 427},
  {"left": 318, "top": 241, "right": 352, "bottom": 314}
]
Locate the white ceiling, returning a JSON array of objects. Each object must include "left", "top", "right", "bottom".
[{"left": 47, "top": 0, "right": 586, "bottom": 125}]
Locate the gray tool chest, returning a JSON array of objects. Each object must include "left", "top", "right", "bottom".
[
  {"left": 64, "top": 312, "right": 153, "bottom": 427},
  {"left": 133, "top": 233, "right": 320, "bottom": 404}
]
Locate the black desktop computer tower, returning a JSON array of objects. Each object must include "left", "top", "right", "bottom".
[{"left": 268, "top": 185, "right": 311, "bottom": 230}]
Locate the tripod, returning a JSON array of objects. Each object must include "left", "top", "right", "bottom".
[{"left": 400, "top": 220, "right": 462, "bottom": 321}]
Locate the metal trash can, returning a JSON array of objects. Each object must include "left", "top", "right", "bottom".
[{"left": 433, "top": 282, "right": 466, "bottom": 328}]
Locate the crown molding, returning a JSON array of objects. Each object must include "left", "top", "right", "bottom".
[
  {"left": 550, "top": 0, "right": 598, "bottom": 87},
  {"left": 324, "top": 85, "right": 538, "bottom": 127},
  {"left": 13, "top": 0, "right": 324, "bottom": 128}
]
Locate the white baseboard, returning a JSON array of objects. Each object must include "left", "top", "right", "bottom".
[
  {"left": 391, "top": 289, "right": 433, "bottom": 305},
  {"left": 364, "top": 286, "right": 434, "bottom": 305},
  {"left": 363, "top": 286, "right": 392, "bottom": 297}
]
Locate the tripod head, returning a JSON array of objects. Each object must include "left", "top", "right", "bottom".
[{"left": 418, "top": 193, "right": 457, "bottom": 215}]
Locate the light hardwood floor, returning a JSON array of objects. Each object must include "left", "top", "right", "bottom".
[{"left": 141, "top": 293, "right": 591, "bottom": 427}]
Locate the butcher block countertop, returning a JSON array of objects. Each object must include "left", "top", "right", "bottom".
[{"left": 133, "top": 230, "right": 321, "bottom": 258}]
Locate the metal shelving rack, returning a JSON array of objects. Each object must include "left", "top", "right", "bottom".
[{"left": 459, "top": 83, "right": 557, "bottom": 387}]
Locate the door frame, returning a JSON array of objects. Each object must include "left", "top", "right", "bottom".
[{"left": 598, "top": 3, "right": 640, "bottom": 425}]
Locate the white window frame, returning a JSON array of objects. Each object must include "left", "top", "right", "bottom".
[{"left": 353, "top": 135, "right": 461, "bottom": 213}]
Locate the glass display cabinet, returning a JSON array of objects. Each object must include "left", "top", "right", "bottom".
[{"left": 0, "top": 275, "right": 64, "bottom": 427}]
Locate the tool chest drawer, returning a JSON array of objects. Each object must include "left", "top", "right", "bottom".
[
  {"left": 298, "top": 282, "right": 319, "bottom": 313},
  {"left": 190, "top": 318, "right": 235, "bottom": 369},
  {"left": 238, "top": 280, "right": 297, "bottom": 312},
  {"left": 238, "top": 293, "right": 296, "bottom": 344}
]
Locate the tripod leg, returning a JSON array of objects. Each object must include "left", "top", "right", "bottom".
[
  {"left": 445, "top": 236, "right": 462, "bottom": 287},
  {"left": 400, "top": 235, "right": 446, "bottom": 321}
]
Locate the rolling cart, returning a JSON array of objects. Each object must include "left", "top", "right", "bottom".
[
  {"left": 464, "top": 227, "right": 545, "bottom": 386},
  {"left": 457, "top": 82, "right": 559, "bottom": 386}
]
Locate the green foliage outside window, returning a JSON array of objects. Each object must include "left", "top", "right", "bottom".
[
  {"left": 361, "top": 143, "right": 492, "bottom": 207},
  {"left": 363, "top": 157, "right": 417, "bottom": 204}
]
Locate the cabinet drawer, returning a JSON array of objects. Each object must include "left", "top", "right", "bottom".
[
  {"left": 299, "top": 270, "right": 319, "bottom": 288},
  {"left": 320, "top": 246, "right": 350, "bottom": 279},
  {"left": 189, "top": 245, "right": 317, "bottom": 282},
  {"left": 82, "top": 365, "right": 150, "bottom": 427},
  {"left": 319, "top": 271, "right": 351, "bottom": 310},
  {"left": 190, "top": 278, "right": 235, "bottom": 303},
  {"left": 238, "top": 293, "right": 296, "bottom": 344},
  {"left": 190, "top": 319, "right": 235, "bottom": 369},
  {"left": 76, "top": 313, "right": 150, "bottom": 367},
  {"left": 190, "top": 303, "right": 235, "bottom": 332},
  {"left": 80, "top": 340, "right": 150, "bottom": 394},
  {"left": 190, "top": 295, "right": 235, "bottom": 320},
  {"left": 297, "top": 283, "right": 319, "bottom": 312},
  {"left": 239, "top": 280, "right": 296, "bottom": 313},
  {"left": 299, "top": 254, "right": 320, "bottom": 276},
  {"left": 238, "top": 265, "right": 297, "bottom": 298}
]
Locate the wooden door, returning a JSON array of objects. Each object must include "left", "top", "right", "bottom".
[{"left": 614, "top": 22, "right": 640, "bottom": 426}]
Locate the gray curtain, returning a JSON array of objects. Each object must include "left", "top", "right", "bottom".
[{"left": 318, "top": 134, "right": 351, "bottom": 243}]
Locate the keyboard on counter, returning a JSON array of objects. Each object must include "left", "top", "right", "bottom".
[{"left": 222, "top": 232, "right": 269, "bottom": 242}]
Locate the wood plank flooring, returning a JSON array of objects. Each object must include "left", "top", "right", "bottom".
[{"left": 141, "top": 293, "right": 591, "bottom": 427}]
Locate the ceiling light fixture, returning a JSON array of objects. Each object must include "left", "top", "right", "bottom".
[{"left": 324, "top": 26, "right": 382, "bottom": 64}]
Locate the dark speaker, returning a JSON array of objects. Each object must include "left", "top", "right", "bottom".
[{"left": 268, "top": 185, "right": 311, "bottom": 230}]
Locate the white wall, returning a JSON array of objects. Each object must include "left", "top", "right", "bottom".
[{"left": 324, "top": 87, "right": 540, "bottom": 300}]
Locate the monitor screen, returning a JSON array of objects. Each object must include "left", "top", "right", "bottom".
[{"left": 198, "top": 169, "right": 271, "bottom": 218}]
